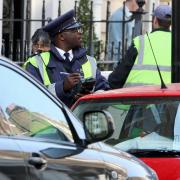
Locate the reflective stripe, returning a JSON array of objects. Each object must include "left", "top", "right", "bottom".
[
  {"left": 131, "top": 64, "right": 171, "bottom": 71},
  {"left": 34, "top": 55, "right": 45, "bottom": 83},
  {"left": 124, "top": 82, "right": 149, "bottom": 87},
  {"left": 137, "top": 35, "right": 144, "bottom": 65},
  {"left": 39, "top": 52, "right": 51, "bottom": 86},
  {"left": 47, "top": 83, "right": 56, "bottom": 96}
]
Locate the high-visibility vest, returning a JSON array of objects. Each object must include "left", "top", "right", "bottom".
[
  {"left": 124, "top": 31, "right": 171, "bottom": 87},
  {"left": 24, "top": 52, "right": 97, "bottom": 87},
  {"left": 24, "top": 52, "right": 51, "bottom": 86}
]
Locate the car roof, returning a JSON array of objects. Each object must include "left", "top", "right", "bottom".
[{"left": 76, "top": 83, "right": 180, "bottom": 101}]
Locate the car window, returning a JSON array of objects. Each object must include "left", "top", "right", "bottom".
[
  {"left": 0, "top": 65, "right": 74, "bottom": 142},
  {"left": 73, "top": 99, "right": 180, "bottom": 151}
]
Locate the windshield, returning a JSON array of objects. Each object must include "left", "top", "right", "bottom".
[{"left": 73, "top": 98, "right": 180, "bottom": 152}]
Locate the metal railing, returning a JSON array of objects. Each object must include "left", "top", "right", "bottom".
[{"left": 0, "top": 0, "right": 152, "bottom": 70}]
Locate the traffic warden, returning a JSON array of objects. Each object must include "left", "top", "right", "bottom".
[
  {"left": 108, "top": 5, "right": 172, "bottom": 89},
  {"left": 24, "top": 9, "right": 109, "bottom": 107},
  {"left": 24, "top": 28, "right": 51, "bottom": 90}
]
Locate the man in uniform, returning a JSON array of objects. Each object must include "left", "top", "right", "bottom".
[{"left": 25, "top": 9, "right": 109, "bottom": 107}]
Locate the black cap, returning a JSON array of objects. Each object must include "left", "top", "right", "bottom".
[{"left": 43, "top": 9, "right": 81, "bottom": 37}]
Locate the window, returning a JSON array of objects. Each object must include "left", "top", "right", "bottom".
[
  {"left": 73, "top": 99, "right": 180, "bottom": 151},
  {"left": 0, "top": 66, "right": 73, "bottom": 142}
]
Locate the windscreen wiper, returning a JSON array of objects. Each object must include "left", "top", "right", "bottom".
[{"left": 128, "top": 149, "right": 180, "bottom": 157}]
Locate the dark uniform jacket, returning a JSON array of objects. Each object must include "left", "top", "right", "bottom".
[
  {"left": 108, "top": 29, "right": 170, "bottom": 89},
  {"left": 26, "top": 44, "right": 110, "bottom": 107}
]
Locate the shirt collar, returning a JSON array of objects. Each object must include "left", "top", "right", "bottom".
[
  {"left": 55, "top": 47, "right": 73, "bottom": 61},
  {"left": 152, "top": 28, "right": 171, "bottom": 33}
]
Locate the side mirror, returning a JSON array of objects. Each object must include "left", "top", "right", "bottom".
[{"left": 83, "top": 110, "right": 114, "bottom": 144}]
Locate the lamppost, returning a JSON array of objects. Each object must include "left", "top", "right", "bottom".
[
  {"left": 132, "top": 0, "right": 146, "bottom": 37},
  {"left": 172, "top": 0, "right": 180, "bottom": 82}
]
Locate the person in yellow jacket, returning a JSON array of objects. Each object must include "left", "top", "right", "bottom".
[{"left": 108, "top": 5, "right": 172, "bottom": 89}]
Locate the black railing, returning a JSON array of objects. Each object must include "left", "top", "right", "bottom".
[{"left": 1, "top": 0, "right": 152, "bottom": 70}]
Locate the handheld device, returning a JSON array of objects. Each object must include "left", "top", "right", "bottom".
[{"left": 81, "top": 78, "right": 96, "bottom": 91}]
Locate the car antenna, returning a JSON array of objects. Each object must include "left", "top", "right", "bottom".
[{"left": 146, "top": 32, "right": 167, "bottom": 89}]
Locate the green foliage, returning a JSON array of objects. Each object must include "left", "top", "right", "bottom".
[
  {"left": 76, "top": 0, "right": 102, "bottom": 59},
  {"left": 76, "top": 0, "right": 91, "bottom": 50}
]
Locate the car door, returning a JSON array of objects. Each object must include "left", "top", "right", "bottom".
[
  {"left": 0, "top": 60, "right": 108, "bottom": 179},
  {"left": 7, "top": 106, "right": 107, "bottom": 180},
  {"left": 0, "top": 107, "right": 28, "bottom": 180},
  {"left": 15, "top": 138, "right": 108, "bottom": 180}
]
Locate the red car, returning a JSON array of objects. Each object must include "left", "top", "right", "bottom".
[{"left": 72, "top": 84, "right": 180, "bottom": 180}]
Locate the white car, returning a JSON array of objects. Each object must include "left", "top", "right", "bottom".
[{"left": 0, "top": 56, "right": 157, "bottom": 180}]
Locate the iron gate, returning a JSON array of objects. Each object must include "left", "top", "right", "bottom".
[{"left": 0, "top": 0, "right": 152, "bottom": 70}]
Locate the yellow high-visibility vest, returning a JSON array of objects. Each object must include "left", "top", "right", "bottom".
[
  {"left": 24, "top": 52, "right": 97, "bottom": 86},
  {"left": 124, "top": 31, "right": 171, "bottom": 87}
]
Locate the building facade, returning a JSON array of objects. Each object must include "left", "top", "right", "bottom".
[{"left": 0, "top": 0, "right": 170, "bottom": 68}]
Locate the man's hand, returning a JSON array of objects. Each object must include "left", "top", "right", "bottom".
[
  {"left": 80, "top": 78, "right": 96, "bottom": 94},
  {"left": 63, "top": 73, "right": 80, "bottom": 92}
]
